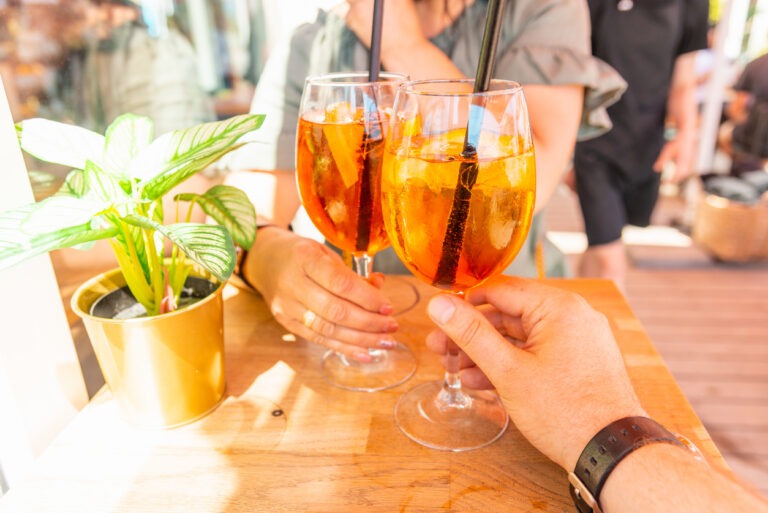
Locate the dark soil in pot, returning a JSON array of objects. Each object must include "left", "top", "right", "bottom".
[{"left": 90, "top": 276, "right": 218, "bottom": 320}]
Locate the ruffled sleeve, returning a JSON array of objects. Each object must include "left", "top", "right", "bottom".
[
  {"left": 495, "top": 45, "right": 627, "bottom": 140},
  {"left": 487, "top": 0, "right": 627, "bottom": 140}
]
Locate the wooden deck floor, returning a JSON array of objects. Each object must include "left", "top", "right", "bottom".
[{"left": 545, "top": 185, "right": 768, "bottom": 495}]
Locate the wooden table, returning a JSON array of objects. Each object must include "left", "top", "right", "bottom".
[{"left": 0, "top": 278, "right": 728, "bottom": 513}]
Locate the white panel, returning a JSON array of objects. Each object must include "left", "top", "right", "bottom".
[{"left": 0, "top": 77, "right": 88, "bottom": 492}]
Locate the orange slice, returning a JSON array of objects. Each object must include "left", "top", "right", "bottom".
[{"left": 322, "top": 102, "right": 363, "bottom": 189}]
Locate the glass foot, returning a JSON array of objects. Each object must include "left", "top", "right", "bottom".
[
  {"left": 394, "top": 380, "right": 509, "bottom": 451},
  {"left": 322, "top": 342, "right": 417, "bottom": 392},
  {"left": 381, "top": 275, "right": 420, "bottom": 316}
]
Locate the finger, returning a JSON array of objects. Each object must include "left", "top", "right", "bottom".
[
  {"left": 483, "top": 308, "right": 526, "bottom": 343},
  {"left": 278, "top": 299, "right": 396, "bottom": 346},
  {"left": 427, "top": 293, "right": 528, "bottom": 382},
  {"left": 437, "top": 350, "right": 477, "bottom": 371},
  {"left": 425, "top": 328, "right": 450, "bottom": 355},
  {"left": 471, "top": 277, "right": 605, "bottom": 357},
  {"left": 425, "top": 305, "right": 523, "bottom": 356},
  {"left": 275, "top": 306, "right": 395, "bottom": 362},
  {"left": 459, "top": 367, "right": 495, "bottom": 390},
  {"left": 466, "top": 275, "right": 579, "bottom": 331},
  {"left": 669, "top": 163, "right": 692, "bottom": 184},
  {"left": 301, "top": 242, "right": 395, "bottom": 316},
  {"left": 291, "top": 243, "right": 397, "bottom": 333},
  {"left": 367, "top": 272, "right": 386, "bottom": 290},
  {"left": 302, "top": 281, "right": 399, "bottom": 334},
  {"left": 462, "top": 287, "right": 530, "bottom": 341},
  {"left": 652, "top": 147, "right": 672, "bottom": 173}
]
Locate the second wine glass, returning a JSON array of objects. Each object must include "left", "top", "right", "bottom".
[
  {"left": 382, "top": 78, "right": 536, "bottom": 450},
  {"left": 296, "top": 71, "right": 417, "bottom": 392}
]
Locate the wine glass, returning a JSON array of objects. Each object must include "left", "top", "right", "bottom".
[
  {"left": 381, "top": 78, "right": 536, "bottom": 450},
  {"left": 296, "top": 71, "right": 417, "bottom": 392}
]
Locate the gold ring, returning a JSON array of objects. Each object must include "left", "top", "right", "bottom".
[{"left": 302, "top": 309, "right": 317, "bottom": 328}]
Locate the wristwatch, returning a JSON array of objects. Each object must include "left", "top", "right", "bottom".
[{"left": 568, "top": 416, "right": 686, "bottom": 513}]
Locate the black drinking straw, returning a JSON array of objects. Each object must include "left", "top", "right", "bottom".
[
  {"left": 355, "top": 0, "right": 385, "bottom": 253},
  {"left": 433, "top": 0, "right": 507, "bottom": 287},
  {"left": 368, "top": 0, "right": 384, "bottom": 82}
]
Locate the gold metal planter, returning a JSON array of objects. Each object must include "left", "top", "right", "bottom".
[{"left": 71, "top": 268, "right": 226, "bottom": 429}]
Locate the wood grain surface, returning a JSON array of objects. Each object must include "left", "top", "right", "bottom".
[{"left": 0, "top": 277, "right": 728, "bottom": 513}]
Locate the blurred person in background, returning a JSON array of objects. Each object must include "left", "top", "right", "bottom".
[
  {"left": 571, "top": 0, "right": 709, "bottom": 291},
  {"left": 718, "top": 51, "right": 768, "bottom": 175},
  {"left": 79, "top": 0, "right": 215, "bottom": 135}
]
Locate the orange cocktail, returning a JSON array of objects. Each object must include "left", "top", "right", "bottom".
[
  {"left": 382, "top": 78, "right": 536, "bottom": 451},
  {"left": 296, "top": 104, "right": 390, "bottom": 256},
  {"left": 382, "top": 130, "right": 535, "bottom": 291},
  {"left": 295, "top": 71, "right": 416, "bottom": 393}
]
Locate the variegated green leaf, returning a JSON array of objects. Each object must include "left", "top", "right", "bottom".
[
  {"left": 21, "top": 195, "right": 107, "bottom": 234},
  {"left": 17, "top": 118, "right": 105, "bottom": 170},
  {"left": 163, "top": 223, "right": 235, "bottom": 282},
  {"left": 56, "top": 169, "right": 88, "bottom": 198},
  {"left": 175, "top": 184, "right": 257, "bottom": 249},
  {"left": 123, "top": 215, "right": 235, "bottom": 281},
  {"left": 103, "top": 114, "right": 154, "bottom": 179},
  {"left": 0, "top": 204, "right": 36, "bottom": 246},
  {"left": 83, "top": 160, "right": 130, "bottom": 205},
  {"left": 133, "top": 114, "right": 265, "bottom": 200},
  {"left": 0, "top": 205, "right": 118, "bottom": 271}
]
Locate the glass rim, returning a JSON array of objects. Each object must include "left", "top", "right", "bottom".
[
  {"left": 304, "top": 71, "right": 409, "bottom": 86},
  {"left": 399, "top": 78, "right": 523, "bottom": 97}
]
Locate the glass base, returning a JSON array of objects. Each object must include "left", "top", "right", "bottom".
[
  {"left": 381, "top": 275, "right": 420, "bottom": 316},
  {"left": 322, "top": 342, "right": 417, "bottom": 392},
  {"left": 394, "top": 380, "right": 509, "bottom": 451}
]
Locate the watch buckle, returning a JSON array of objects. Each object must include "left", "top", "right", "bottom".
[{"left": 568, "top": 472, "right": 603, "bottom": 513}]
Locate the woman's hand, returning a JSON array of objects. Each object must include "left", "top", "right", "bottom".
[
  {"left": 425, "top": 276, "right": 645, "bottom": 470},
  {"left": 245, "top": 227, "right": 399, "bottom": 362},
  {"left": 335, "top": 0, "right": 463, "bottom": 81},
  {"left": 340, "top": 0, "right": 425, "bottom": 56}
]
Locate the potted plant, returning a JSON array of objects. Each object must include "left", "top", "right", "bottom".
[{"left": 0, "top": 112, "right": 264, "bottom": 428}]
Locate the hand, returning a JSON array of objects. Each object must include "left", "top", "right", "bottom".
[
  {"left": 339, "top": 0, "right": 427, "bottom": 62},
  {"left": 425, "top": 276, "right": 645, "bottom": 470},
  {"left": 246, "top": 227, "right": 399, "bottom": 362},
  {"left": 653, "top": 131, "right": 697, "bottom": 184}
]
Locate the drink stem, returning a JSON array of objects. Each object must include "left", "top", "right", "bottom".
[
  {"left": 348, "top": 252, "right": 386, "bottom": 364},
  {"left": 436, "top": 290, "right": 473, "bottom": 410},
  {"left": 353, "top": 253, "right": 373, "bottom": 279}
]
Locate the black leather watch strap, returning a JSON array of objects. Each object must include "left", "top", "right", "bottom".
[{"left": 568, "top": 416, "right": 684, "bottom": 513}]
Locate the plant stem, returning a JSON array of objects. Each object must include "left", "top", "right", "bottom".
[
  {"left": 114, "top": 221, "right": 154, "bottom": 309},
  {"left": 143, "top": 226, "right": 164, "bottom": 316},
  {"left": 138, "top": 200, "right": 166, "bottom": 315},
  {"left": 109, "top": 239, "right": 153, "bottom": 307}
]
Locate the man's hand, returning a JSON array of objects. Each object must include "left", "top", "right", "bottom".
[{"left": 425, "top": 276, "right": 645, "bottom": 470}]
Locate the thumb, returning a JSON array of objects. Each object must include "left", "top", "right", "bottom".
[{"left": 427, "top": 294, "right": 517, "bottom": 382}]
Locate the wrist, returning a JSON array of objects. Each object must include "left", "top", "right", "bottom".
[
  {"left": 599, "top": 441, "right": 697, "bottom": 512},
  {"left": 381, "top": 35, "right": 428, "bottom": 62},
  {"left": 232, "top": 225, "right": 273, "bottom": 291},
  {"left": 674, "top": 127, "right": 697, "bottom": 142},
  {"left": 568, "top": 416, "right": 686, "bottom": 513},
  {"left": 562, "top": 405, "right": 647, "bottom": 471},
  {"left": 242, "top": 225, "right": 290, "bottom": 292}
]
